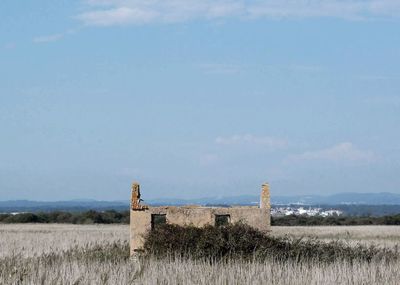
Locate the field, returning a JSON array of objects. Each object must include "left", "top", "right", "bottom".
[
  {"left": 1, "top": 224, "right": 400, "bottom": 284},
  {"left": 272, "top": 225, "right": 400, "bottom": 249}
]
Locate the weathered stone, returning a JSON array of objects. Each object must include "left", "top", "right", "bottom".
[
  {"left": 131, "top": 182, "right": 148, "bottom": 211},
  {"left": 260, "top": 182, "right": 270, "bottom": 209}
]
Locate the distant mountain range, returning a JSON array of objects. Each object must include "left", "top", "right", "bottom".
[{"left": 1, "top": 192, "right": 400, "bottom": 213}]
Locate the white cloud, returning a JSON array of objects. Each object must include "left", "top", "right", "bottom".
[
  {"left": 216, "top": 134, "right": 288, "bottom": 150},
  {"left": 78, "top": 0, "right": 400, "bottom": 26},
  {"left": 33, "top": 29, "right": 79, "bottom": 44},
  {"left": 33, "top": 33, "right": 64, "bottom": 43},
  {"left": 78, "top": 7, "right": 158, "bottom": 26},
  {"left": 78, "top": 1, "right": 240, "bottom": 25},
  {"left": 288, "top": 142, "right": 378, "bottom": 163}
]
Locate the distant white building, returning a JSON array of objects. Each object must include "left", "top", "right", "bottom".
[{"left": 271, "top": 206, "right": 342, "bottom": 217}]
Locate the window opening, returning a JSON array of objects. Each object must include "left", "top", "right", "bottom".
[
  {"left": 215, "top": 214, "right": 230, "bottom": 227},
  {"left": 151, "top": 214, "right": 166, "bottom": 230}
]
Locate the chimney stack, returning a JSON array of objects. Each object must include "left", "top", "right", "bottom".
[{"left": 260, "top": 183, "right": 270, "bottom": 209}]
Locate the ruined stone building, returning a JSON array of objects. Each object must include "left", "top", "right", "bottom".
[{"left": 130, "top": 182, "right": 271, "bottom": 255}]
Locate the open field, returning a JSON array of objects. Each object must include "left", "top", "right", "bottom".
[
  {"left": 0, "top": 224, "right": 399, "bottom": 284},
  {"left": 272, "top": 225, "right": 400, "bottom": 249},
  {"left": 2, "top": 224, "right": 399, "bottom": 258},
  {"left": 0, "top": 224, "right": 128, "bottom": 258}
]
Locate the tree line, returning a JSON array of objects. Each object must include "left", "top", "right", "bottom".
[
  {"left": 2, "top": 210, "right": 400, "bottom": 225},
  {"left": 272, "top": 214, "right": 400, "bottom": 226},
  {"left": 0, "top": 210, "right": 130, "bottom": 224}
]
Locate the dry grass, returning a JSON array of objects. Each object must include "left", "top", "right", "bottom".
[
  {"left": 0, "top": 224, "right": 400, "bottom": 284},
  {"left": 271, "top": 225, "right": 400, "bottom": 249},
  {"left": 2, "top": 254, "right": 400, "bottom": 285},
  {"left": 0, "top": 224, "right": 128, "bottom": 258}
]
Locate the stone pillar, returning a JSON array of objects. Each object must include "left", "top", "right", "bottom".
[
  {"left": 131, "top": 182, "right": 141, "bottom": 210},
  {"left": 130, "top": 181, "right": 149, "bottom": 256},
  {"left": 260, "top": 183, "right": 270, "bottom": 209}
]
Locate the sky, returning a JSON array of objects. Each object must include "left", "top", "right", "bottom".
[{"left": 1, "top": 0, "right": 400, "bottom": 201}]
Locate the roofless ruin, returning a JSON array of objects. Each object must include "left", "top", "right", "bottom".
[{"left": 130, "top": 182, "right": 271, "bottom": 255}]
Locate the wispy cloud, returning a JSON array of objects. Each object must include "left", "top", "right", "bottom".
[
  {"left": 33, "top": 29, "right": 78, "bottom": 44},
  {"left": 78, "top": 0, "right": 400, "bottom": 26},
  {"left": 78, "top": 7, "right": 158, "bottom": 26},
  {"left": 287, "top": 142, "right": 378, "bottom": 163},
  {"left": 216, "top": 134, "right": 288, "bottom": 150},
  {"left": 33, "top": 33, "right": 64, "bottom": 43}
]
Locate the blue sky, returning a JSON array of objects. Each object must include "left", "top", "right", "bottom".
[{"left": 1, "top": 0, "right": 400, "bottom": 201}]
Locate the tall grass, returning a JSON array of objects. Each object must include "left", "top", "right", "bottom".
[
  {"left": 1, "top": 224, "right": 400, "bottom": 284},
  {"left": 272, "top": 225, "right": 400, "bottom": 249},
  {"left": 0, "top": 224, "right": 128, "bottom": 258},
  {"left": 1, "top": 243, "right": 400, "bottom": 285}
]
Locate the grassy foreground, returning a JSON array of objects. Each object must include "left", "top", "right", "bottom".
[
  {"left": 1, "top": 224, "right": 400, "bottom": 284},
  {"left": 1, "top": 243, "right": 400, "bottom": 285}
]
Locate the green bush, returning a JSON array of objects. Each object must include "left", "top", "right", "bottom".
[
  {"left": 2, "top": 213, "right": 47, "bottom": 223},
  {"left": 143, "top": 223, "right": 398, "bottom": 263}
]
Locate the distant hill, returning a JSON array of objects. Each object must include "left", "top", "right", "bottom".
[{"left": 1, "top": 192, "right": 400, "bottom": 213}]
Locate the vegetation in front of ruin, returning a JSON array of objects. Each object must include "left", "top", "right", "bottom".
[{"left": 144, "top": 223, "right": 398, "bottom": 263}]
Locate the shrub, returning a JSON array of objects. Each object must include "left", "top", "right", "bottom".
[
  {"left": 2, "top": 213, "right": 46, "bottom": 223},
  {"left": 143, "top": 223, "right": 398, "bottom": 263}
]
